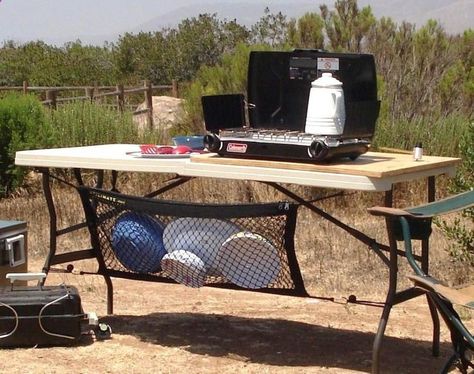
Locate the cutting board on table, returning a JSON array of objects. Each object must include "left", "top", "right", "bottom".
[{"left": 190, "top": 152, "right": 460, "bottom": 178}]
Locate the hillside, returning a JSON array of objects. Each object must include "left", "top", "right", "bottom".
[
  {"left": 0, "top": 0, "right": 471, "bottom": 46},
  {"left": 135, "top": 0, "right": 473, "bottom": 36}
]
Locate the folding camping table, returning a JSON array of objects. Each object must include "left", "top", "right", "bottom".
[{"left": 15, "top": 143, "right": 460, "bottom": 373}]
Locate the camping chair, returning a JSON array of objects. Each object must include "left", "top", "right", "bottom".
[{"left": 368, "top": 190, "right": 474, "bottom": 373}]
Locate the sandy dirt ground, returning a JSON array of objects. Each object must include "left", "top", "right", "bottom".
[{"left": 0, "top": 258, "right": 472, "bottom": 374}]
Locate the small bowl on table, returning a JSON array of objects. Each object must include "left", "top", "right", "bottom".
[{"left": 172, "top": 135, "right": 205, "bottom": 151}]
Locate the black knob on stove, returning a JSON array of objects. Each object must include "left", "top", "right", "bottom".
[
  {"left": 308, "top": 140, "right": 329, "bottom": 160},
  {"left": 203, "top": 134, "right": 221, "bottom": 152}
]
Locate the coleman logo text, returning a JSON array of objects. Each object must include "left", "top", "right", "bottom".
[{"left": 227, "top": 143, "right": 248, "bottom": 153}]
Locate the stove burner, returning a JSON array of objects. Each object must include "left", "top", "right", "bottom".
[{"left": 219, "top": 129, "right": 341, "bottom": 146}]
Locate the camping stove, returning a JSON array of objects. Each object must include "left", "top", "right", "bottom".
[
  {"left": 201, "top": 49, "right": 380, "bottom": 163},
  {"left": 204, "top": 129, "right": 370, "bottom": 162}
]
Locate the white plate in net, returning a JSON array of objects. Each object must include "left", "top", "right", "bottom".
[
  {"left": 160, "top": 250, "right": 207, "bottom": 288},
  {"left": 163, "top": 217, "right": 241, "bottom": 274},
  {"left": 216, "top": 231, "right": 281, "bottom": 289}
]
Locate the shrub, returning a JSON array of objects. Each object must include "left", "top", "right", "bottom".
[
  {"left": 49, "top": 101, "right": 139, "bottom": 147},
  {"left": 0, "top": 93, "right": 52, "bottom": 196},
  {"left": 373, "top": 113, "right": 471, "bottom": 157},
  {"left": 436, "top": 121, "right": 474, "bottom": 265}
]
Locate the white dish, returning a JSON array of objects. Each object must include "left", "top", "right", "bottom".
[
  {"left": 217, "top": 231, "right": 280, "bottom": 289},
  {"left": 160, "top": 250, "right": 207, "bottom": 288},
  {"left": 163, "top": 217, "right": 241, "bottom": 274}
]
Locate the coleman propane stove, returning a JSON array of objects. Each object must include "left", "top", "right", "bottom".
[
  {"left": 204, "top": 128, "right": 370, "bottom": 162},
  {"left": 202, "top": 49, "right": 380, "bottom": 163}
]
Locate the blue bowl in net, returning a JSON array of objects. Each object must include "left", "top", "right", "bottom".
[{"left": 111, "top": 212, "right": 166, "bottom": 273}]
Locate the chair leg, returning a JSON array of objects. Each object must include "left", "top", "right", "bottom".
[
  {"left": 441, "top": 349, "right": 473, "bottom": 374},
  {"left": 441, "top": 352, "right": 462, "bottom": 374},
  {"left": 372, "top": 302, "right": 393, "bottom": 374},
  {"left": 426, "top": 294, "right": 441, "bottom": 357}
]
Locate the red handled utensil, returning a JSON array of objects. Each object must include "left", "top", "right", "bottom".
[{"left": 139, "top": 145, "right": 174, "bottom": 155}]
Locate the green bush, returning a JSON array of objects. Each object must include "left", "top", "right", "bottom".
[
  {"left": 49, "top": 101, "right": 139, "bottom": 147},
  {"left": 436, "top": 121, "right": 474, "bottom": 265},
  {"left": 0, "top": 93, "right": 52, "bottom": 196},
  {"left": 373, "top": 114, "right": 471, "bottom": 157}
]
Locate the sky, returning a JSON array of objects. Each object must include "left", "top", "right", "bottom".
[
  {"left": 0, "top": 0, "right": 184, "bottom": 44},
  {"left": 0, "top": 0, "right": 472, "bottom": 46}
]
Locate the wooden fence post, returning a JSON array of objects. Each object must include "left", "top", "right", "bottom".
[
  {"left": 46, "top": 90, "right": 57, "bottom": 109},
  {"left": 172, "top": 79, "right": 178, "bottom": 98},
  {"left": 116, "top": 84, "right": 124, "bottom": 112},
  {"left": 22, "top": 81, "right": 28, "bottom": 95},
  {"left": 86, "top": 87, "right": 94, "bottom": 103},
  {"left": 144, "top": 80, "right": 154, "bottom": 131},
  {"left": 93, "top": 82, "right": 99, "bottom": 102}
]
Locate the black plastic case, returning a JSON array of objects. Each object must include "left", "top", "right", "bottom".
[{"left": 0, "top": 284, "right": 85, "bottom": 347}]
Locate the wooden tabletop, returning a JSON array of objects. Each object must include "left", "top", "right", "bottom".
[
  {"left": 190, "top": 151, "right": 460, "bottom": 179},
  {"left": 15, "top": 145, "right": 460, "bottom": 192}
]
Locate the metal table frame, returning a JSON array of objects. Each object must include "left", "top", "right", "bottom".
[{"left": 15, "top": 144, "right": 460, "bottom": 373}]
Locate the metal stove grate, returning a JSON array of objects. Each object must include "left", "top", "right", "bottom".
[{"left": 219, "top": 128, "right": 343, "bottom": 146}]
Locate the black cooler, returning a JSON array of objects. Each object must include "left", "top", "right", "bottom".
[
  {"left": 0, "top": 273, "right": 88, "bottom": 347},
  {"left": 202, "top": 49, "right": 380, "bottom": 162}
]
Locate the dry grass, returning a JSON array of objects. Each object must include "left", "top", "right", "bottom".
[
  {"left": 2, "top": 171, "right": 474, "bottom": 374},
  {"left": 1, "top": 170, "right": 472, "bottom": 300}
]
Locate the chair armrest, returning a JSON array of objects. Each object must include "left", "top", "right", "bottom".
[
  {"left": 368, "top": 190, "right": 474, "bottom": 219},
  {"left": 409, "top": 275, "right": 474, "bottom": 309},
  {"left": 407, "top": 190, "right": 474, "bottom": 216},
  {"left": 367, "top": 206, "right": 432, "bottom": 219}
]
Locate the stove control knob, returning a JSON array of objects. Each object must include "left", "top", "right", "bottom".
[
  {"left": 308, "top": 140, "right": 329, "bottom": 160},
  {"left": 203, "top": 134, "right": 221, "bottom": 152}
]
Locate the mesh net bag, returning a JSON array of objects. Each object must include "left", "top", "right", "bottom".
[{"left": 78, "top": 187, "right": 307, "bottom": 296}]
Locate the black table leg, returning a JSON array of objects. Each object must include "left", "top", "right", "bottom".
[
  {"left": 371, "top": 188, "right": 394, "bottom": 373},
  {"left": 40, "top": 169, "right": 57, "bottom": 285}
]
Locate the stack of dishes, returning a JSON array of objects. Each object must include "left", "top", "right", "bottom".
[
  {"left": 216, "top": 231, "right": 281, "bottom": 289},
  {"left": 111, "top": 213, "right": 282, "bottom": 290},
  {"left": 161, "top": 218, "right": 240, "bottom": 287}
]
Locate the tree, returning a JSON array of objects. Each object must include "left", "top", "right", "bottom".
[
  {"left": 250, "top": 7, "right": 289, "bottom": 47},
  {"left": 320, "top": 0, "right": 376, "bottom": 52},
  {"left": 61, "top": 41, "right": 115, "bottom": 85},
  {"left": 287, "top": 12, "right": 325, "bottom": 49},
  {"left": 0, "top": 41, "right": 27, "bottom": 86},
  {"left": 163, "top": 14, "right": 250, "bottom": 82},
  {"left": 112, "top": 32, "right": 168, "bottom": 84},
  {"left": 0, "top": 40, "right": 116, "bottom": 86},
  {"left": 0, "top": 41, "right": 58, "bottom": 86}
]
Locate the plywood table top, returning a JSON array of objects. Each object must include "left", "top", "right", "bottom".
[
  {"left": 15, "top": 145, "right": 461, "bottom": 191},
  {"left": 189, "top": 151, "right": 460, "bottom": 179}
]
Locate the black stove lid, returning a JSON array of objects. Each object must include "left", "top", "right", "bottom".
[{"left": 247, "top": 49, "right": 379, "bottom": 138}]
